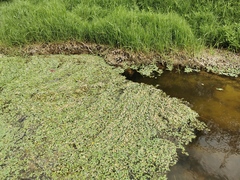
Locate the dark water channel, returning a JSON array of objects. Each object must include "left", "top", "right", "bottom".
[{"left": 126, "top": 70, "right": 240, "bottom": 180}]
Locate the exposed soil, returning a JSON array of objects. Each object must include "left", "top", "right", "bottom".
[{"left": 0, "top": 41, "right": 239, "bottom": 75}]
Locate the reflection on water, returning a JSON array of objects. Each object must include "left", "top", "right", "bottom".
[
  {"left": 168, "top": 123, "right": 240, "bottom": 180},
  {"left": 128, "top": 70, "right": 240, "bottom": 180}
]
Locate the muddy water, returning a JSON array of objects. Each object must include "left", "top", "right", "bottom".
[{"left": 127, "top": 70, "right": 240, "bottom": 180}]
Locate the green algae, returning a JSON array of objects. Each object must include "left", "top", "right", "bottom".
[
  {"left": 0, "top": 55, "right": 206, "bottom": 179},
  {"left": 129, "top": 63, "right": 163, "bottom": 77}
]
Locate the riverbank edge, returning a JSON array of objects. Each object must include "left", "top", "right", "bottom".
[{"left": 1, "top": 41, "right": 239, "bottom": 77}]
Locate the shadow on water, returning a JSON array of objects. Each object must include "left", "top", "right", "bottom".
[{"left": 124, "top": 69, "right": 240, "bottom": 180}]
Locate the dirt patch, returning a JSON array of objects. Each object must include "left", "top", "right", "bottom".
[
  {"left": 18, "top": 41, "right": 160, "bottom": 66},
  {"left": 1, "top": 41, "right": 240, "bottom": 76}
]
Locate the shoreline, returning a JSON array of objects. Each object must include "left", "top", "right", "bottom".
[{"left": 1, "top": 41, "right": 239, "bottom": 77}]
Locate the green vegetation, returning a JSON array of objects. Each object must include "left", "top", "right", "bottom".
[
  {"left": 0, "top": 0, "right": 237, "bottom": 179},
  {"left": 0, "top": 0, "right": 239, "bottom": 52},
  {"left": 0, "top": 55, "right": 206, "bottom": 179}
]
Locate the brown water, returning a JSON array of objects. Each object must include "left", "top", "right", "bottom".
[{"left": 127, "top": 70, "right": 240, "bottom": 180}]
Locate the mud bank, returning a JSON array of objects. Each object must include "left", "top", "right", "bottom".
[{"left": 1, "top": 41, "right": 239, "bottom": 76}]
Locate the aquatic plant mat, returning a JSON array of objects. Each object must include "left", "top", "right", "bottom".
[{"left": 0, "top": 55, "right": 206, "bottom": 179}]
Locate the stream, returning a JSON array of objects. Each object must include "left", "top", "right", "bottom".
[{"left": 126, "top": 70, "right": 240, "bottom": 180}]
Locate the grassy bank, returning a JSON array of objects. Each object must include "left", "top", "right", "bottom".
[
  {"left": 0, "top": 0, "right": 239, "bottom": 52},
  {"left": 0, "top": 55, "right": 206, "bottom": 179}
]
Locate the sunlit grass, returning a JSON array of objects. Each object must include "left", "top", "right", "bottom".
[{"left": 1, "top": 0, "right": 239, "bottom": 51}]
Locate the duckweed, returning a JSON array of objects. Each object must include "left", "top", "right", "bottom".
[{"left": 0, "top": 55, "right": 206, "bottom": 179}]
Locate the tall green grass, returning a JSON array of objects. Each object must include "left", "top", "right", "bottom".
[
  {"left": 134, "top": 0, "right": 240, "bottom": 51},
  {"left": 0, "top": 1, "right": 85, "bottom": 45},
  {"left": 86, "top": 7, "right": 196, "bottom": 51},
  {"left": 0, "top": 0, "right": 239, "bottom": 51}
]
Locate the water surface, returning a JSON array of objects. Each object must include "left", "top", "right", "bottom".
[{"left": 128, "top": 70, "right": 240, "bottom": 179}]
